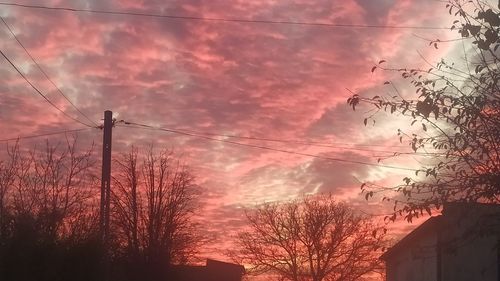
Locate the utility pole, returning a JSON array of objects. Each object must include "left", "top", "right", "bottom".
[{"left": 100, "top": 110, "right": 113, "bottom": 245}]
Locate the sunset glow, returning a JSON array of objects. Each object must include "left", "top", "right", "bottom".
[{"left": 0, "top": 0, "right": 472, "bottom": 271}]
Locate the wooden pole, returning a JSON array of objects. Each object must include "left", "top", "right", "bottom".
[{"left": 100, "top": 110, "right": 112, "bottom": 244}]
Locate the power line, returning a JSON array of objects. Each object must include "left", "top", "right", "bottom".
[
  {"left": 119, "top": 121, "right": 419, "bottom": 172},
  {"left": 0, "top": 2, "right": 450, "bottom": 30},
  {"left": 117, "top": 122, "right": 409, "bottom": 149},
  {"left": 0, "top": 127, "right": 93, "bottom": 142},
  {"left": 0, "top": 16, "right": 98, "bottom": 127},
  {"left": 178, "top": 129, "right": 441, "bottom": 156},
  {"left": 0, "top": 48, "right": 94, "bottom": 128},
  {"left": 117, "top": 122, "right": 442, "bottom": 157},
  {"left": 411, "top": 33, "right": 472, "bottom": 43}
]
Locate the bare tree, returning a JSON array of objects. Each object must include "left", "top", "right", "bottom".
[
  {"left": 0, "top": 142, "right": 19, "bottom": 239},
  {"left": 1, "top": 137, "right": 97, "bottom": 240},
  {"left": 235, "top": 195, "right": 386, "bottom": 281},
  {"left": 112, "top": 146, "right": 202, "bottom": 268},
  {"left": 112, "top": 147, "right": 141, "bottom": 258},
  {"left": 0, "top": 137, "right": 102, "bottom": 281}
]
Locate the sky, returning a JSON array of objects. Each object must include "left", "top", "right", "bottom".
[{"left": 0, "top": 0, "right": 467, "bottom": 266}]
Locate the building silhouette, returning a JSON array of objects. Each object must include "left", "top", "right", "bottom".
[
  {"left": 382, "top": 203, "right": 500, "bottom": 281},
  {"left": 171, "top": 259, "right": 245, "bottom": 281}
]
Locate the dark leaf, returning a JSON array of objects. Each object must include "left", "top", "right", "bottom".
[{"left": 425, "top": 207, "right": 432, "bottom": 216}]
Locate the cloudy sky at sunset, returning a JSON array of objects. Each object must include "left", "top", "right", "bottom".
[{"left": 0, "top": 0, "right": 469, "bottom": 261}]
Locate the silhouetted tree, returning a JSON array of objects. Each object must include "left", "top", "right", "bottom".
[
  {"left": 0, "top": 138, "right": 102, "bottom": 281},
  {"left": 11, "top": 138, "right": 96, "bottom": 239},
  {"left": 348, "top": 0, "right": 500, "bottom": 221},
  {"left": 0, "top": 139, "right": 207, "bottom": 281},
  {"left": 0, "top": 138, "right": 96, "bottom": 238},
  {"left": 0, "top": 143, "right": 18, "bottom": 241},
  {"left": 112, "top": 146, "right": 203, "bottom": 280},
  {"left": 234, "top": 195, "right": 386, "bottom": 281}
]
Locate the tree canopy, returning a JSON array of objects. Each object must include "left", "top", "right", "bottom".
[
  {"left": 111, "top": 146, "right": 203, "bottom": 279},
  {"left": 0, "top": 140, "right": 203, "bottom": 281},
  {"left": 234, "top": 195, "right": 386, "bottom": 281},
  {"left": 348, "top": 0, "right": 500, "bottom": 221}
]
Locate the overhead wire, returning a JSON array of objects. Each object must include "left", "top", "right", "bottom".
[
  {"left": 411, "top": 33, "right": 472, "bottom": 43},
  {"left": 0, "top": 2, "right": 450, "bottom": 30},
  {"left": 118, "top": 122, "right": 444, "bottom": 157},
  {"left": 180, "top": 129, "right": 412, "bottom": 149},
  {"left": 118, "top": 123, "right": 410, "bottom": 148},
  {"left": 0, "top": 48, "right": 94, "bottom": 128},
  {"left": 0, "top": 127, "right": 93, "bottom": 142},
  {"left": 118, "top": 121, "right": 420, "bottom": 172},
  {"left": 0, "top": 16, "right": 99, "bottom": 127}
]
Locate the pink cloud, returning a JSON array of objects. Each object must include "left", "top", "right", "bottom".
[{"left": 0, "top": 0, "right": 463, "bottom": 274}]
